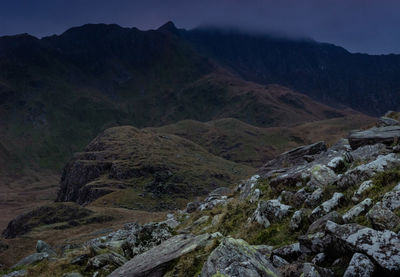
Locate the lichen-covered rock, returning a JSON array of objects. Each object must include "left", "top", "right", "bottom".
[
  {"left": 272, "top": 243, "right": 302, "bottom": 262},
  {"left": 337, "top": 153, "right": 400, "bottom": 189},
  {"left": 307, "top": 211, "right": 344, "bottom": 235},
  {"left": 348, "top": 126, "right": 400, "bottom": 149},
  {"left": 237, "top": 174, "right": 260, "bottom": 200},
  {"left": 381, "top": 190, "right": 400, "bottom": 211},
  {"left": 278, "top": 262, "right": 333, "bottom": 277},
  {"left": 185, "top": 201, "right": 201, "bottom": 213},
  {"left": 109, "top": 234, "right": 211, "bottom": 277},
  {"left": 312, "top": 253, "right": 326, "bottom": 265},
  {"left": 2, "top": 269, "right": 27, "bottom": 277},
  {"left": 272, "top": 255, "right": 289, "bottom": 268},
  {"left": 290, "top": 210, "right": 306, "bottom": 231},
  {"left": 352, "top": 180, "right": 374, "bottom": 203},
  {"left": 200, "top": 237, "right": 281, "bottom": 277},
  {"left": 305, "top": 188, "right": 324, "bottom": 208},
  {"left": 299, "top": 232, "right": 333, "bottom": 255},
  {"left": 343, "top": 253, "right": 375, "bottom": 277},
  {"left": 251, "top": 200, "right": 292, "bottom": 228},
  {"left": 86, "top": 252, "right": 127, "bottom": 270},
  {"left": 13, "top": 253, "right": 49, "bottom": 268},
  {"left": 376, "top": 116, "right": 400, "bottom": 127},
  {"left": 342, "top": 198, "right": 373, "bottom": 223},
  {"left": 367, "top": 202, "right": 400, "bottom": 231},
  {"left": 36, "top": 240, "right": 57, "bottom": 257},
  {"left": 308, "top": 164, "right": 338, "bottom": 188},
  {"left": 310, "top": 193, "right": 344, "bottom": 220},
  {"left": 326, "top": 221, "right": 400, "bottom": 273}
]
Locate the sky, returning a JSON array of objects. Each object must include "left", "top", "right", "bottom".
[{"left": 0, "top": 0, "right": 399, "bottom": 54}]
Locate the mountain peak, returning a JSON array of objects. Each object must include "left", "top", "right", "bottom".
[{"left": 158, "top": 21, "right": 179, "bottom": 34}]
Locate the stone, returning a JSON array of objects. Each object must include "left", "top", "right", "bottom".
[
  {"left": 310, "top": 193, "right": 344, "bottom": 220},
  {"left": 237, "top": 174, "right": 260, "bottom": 200},
  {"left": 305, "top": 188, "right": 324, "bottom": 208},
  {"left": 272, "top": 255, "right": 289, "bottom": 267},
  {"left": 343, "top": 253, "right": 375, "bottom": 277},
  {"left": 279, "top": 262, "right": 332, "bottom": 277},
  {"left": 109, "top": 234, "right": 211, "bottom": 277},
  {"left": 290, "top": 210, "right": 306, "bottom": 231},
  {"left": 376, "top": 116, "right": 400, "bottom": 127},
  {"left": 272, "top": 243, "right": 302, "bottom": 262},
  {"left": 326, "top": 221, "right": 400, "bottom": 273},
  {"left": 307, "top": 211, "right": 344, "bottom": 235},
  {"left": 13, "top": 253, "right": 49, "bottom": 268},
  {"left": 352, "top": 180, "right": 374, "bottom": 203},
  {"left": 367, "top": 202, "right": 400, "bottom": 231},
  {"left": 2, "top": 270, "right": 27, "bottom": 277},
  {"left": 299, "top": 232, "right": 333, "bottom": 255},
  {"left": 200, "top": 237, "right": 281, "bottom": 277},
  {"left": 350, "top": 143, "right": 388, "bottom": 163},
  {"left": 86, "top": 252, "right": 127, "bottom": 269},
  {"left": 381, "top": 190, "right": 400, "bottom": 211},
  {"left": 211, "top": 214, "right": 223, "bottom": 226},
  {"left": 253, "top": 245, "right": 273, "bottom": 258},
  {"left": 36, "top": 240, "right": 57, "bottom": 257},
  {"left": 312, "top": 253, "right": 326, "bottom": 265},
  {"left": 348, "top": 126, "right": 400, "bottom": 149},
  {"left": 70, "top": 254, "right": 89, "bottom": 266},
  {"left": 342, "top": 198, "right": 373, "bottom": 223},
  {"left": 193, "top": 215, "right": 210, "bottom": 226},
  {"left": 251, "top": 200, "right": 292, "bottom": 228},
  {"left": 250, "top": 188, "right": 261, "bottom": 203},
  {"left": 308, "top": 164, "right": 338, "bottom": 187},
  {"left": 185, "top": 201, "right": 201, "bottom": 213}
]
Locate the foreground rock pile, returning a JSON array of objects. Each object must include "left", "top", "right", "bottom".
[{"left": 3, "top": 114, "right": 400, "bottom": 276}]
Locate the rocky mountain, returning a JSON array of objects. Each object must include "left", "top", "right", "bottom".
[
  {"left": 56, "top": 125, "right": 253, "bottom": 210},
  {"left": 2, "top": 113, "right": 400, "bottom": 276},
  {"left": 182, "top": 26, "right": 400, "bottom": 115}
]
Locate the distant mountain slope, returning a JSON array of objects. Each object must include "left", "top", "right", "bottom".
[
  {"left": 181, "top": 27, "right": 400, "bottom": 115},
  {"left": 0, "top": 23, "right": 359, "bottom": 175}
]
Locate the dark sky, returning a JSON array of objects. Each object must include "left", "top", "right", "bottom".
[{"left": 1, "top": 0, "right": 399, "bottom": 54}]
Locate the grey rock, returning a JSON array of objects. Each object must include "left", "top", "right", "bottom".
[
  {"left": 237, "top": 175, "right": 260, "bottom": 200},
  {"left": 2, "top": 270, "right": 27, "bottom": 277},
  {"left": 251, "top": 200, "right": 292, "bottom": 228},
  {"left": 350, "top": 143, "right": 388, "bottom": 163},
  {"left": 185, "top": 201, "right": 201, "bottom": 213},
  {"left": 326, "top": 221, "right": 400, "bottom": 273},
  {"left": 250, "top": 188, "right": 261, "bottom": 203},
  {"left": 342, "top": 198, "right": 373, "bottom": 223},
  {"left": 308, "top": 164, "right": 338, "bottom": 188},
  {"left": 305, "top": 188, "right": 324, "bottom": 208},
  {"left": 381, "top": 190, "right": 400, "bottom": 211},
  {"left": 290, "top": 210, "right": 306, "bottom": 231},
  {"left": 36, "top": 240, "right": 56, "bottom": 257},
  {"left": 200, "top": 237, "right": 281, "bottom": 277},
  {"left": 279, "top": 262, "right": 332, "bottom": 277},
  {"left": 343, "top": 253, "right": 375, "bottom": 277},
  {"left": 299, "top": 232, "right": 333, "bottom": 255},
  {"left": 310, "top": 193, "right": 344, "bottom": 220},
  {"left": 376, "top": 116, "right": 400, "bottom": 127},
  {"left": 393, "top": 183, "right": 400, "bottom": 191},
  {"left": 307, "top": 211, "right": 344, "bottom": 235},
  {"left": 109, "top": 234, "right": 211, "bottom": 277},
  {"left": 62, "top": 273, "right": 83, "bottom": 277},
  {"left": 367, "top": 202, "right": 400, "bottom": 231},
  {"left": 193, "top": 215, "right": 210, "bottom": 226},
  {"left": 253, "top": 245, "right": 273, "bottom": 258},
  {"left": 208, "top": 187, "right": 233, "bottom": 197},
  {"left": 336, "top": 153, "right": 400, "bottom": 189},
  {"left": 13, "top": 252, "right": 49, "bottom": 268},
  {"left": 348, "top": 126, "right": 400, "bottom": 149},
  {"left": 272, "top": 255, "right": 289, "bottom": 267},
  {"left": 312, "top": 253, "right": 326, "bottom": 265},
  {"left": 87, "top": 252, "right": 127, "bottom": 269},
  {"left": 272, "top": 242, "right": 302, "bottom": 262},
  {"left": 352, "top": 180, "right": 374, "bottom": 203},
  {"left": 70, "top": 254, "right": 89, "bottom": 266}
]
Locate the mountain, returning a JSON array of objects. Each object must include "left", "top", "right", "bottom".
[
  {"left": 181, "top": 27, "right": 400, "bottom": 115},
  {"left": 0, "top": 23, "right": 363, "bottom": 176}
]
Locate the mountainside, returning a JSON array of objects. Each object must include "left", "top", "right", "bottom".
[
  {"left": 182, "top": 27, "right": 400, "bottom": 115},
  {"left": 56, "top": 125, "right": 253, "bottom": 210},
  {"left": 3, "top": 114, "right": 400, "bottom": 276}
]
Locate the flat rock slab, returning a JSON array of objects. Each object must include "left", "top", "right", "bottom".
[
  {"left": 348, "top": 126, "right": 400, "bottom": 150},
  {"left": 108, "top": 233, "right": 210, "bottom": 277}
]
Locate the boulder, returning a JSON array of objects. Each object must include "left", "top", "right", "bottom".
[
  {"left": 342, "top": 198, "right": 373, "bottom": 223},
  {"left": 185, "top": 201, "right": 201, "bottom": 213},
  {"left": 2, "top": 270, "right": 27, "bottom": 277},
  {"left": 86, "top": 252, "right": 127, "bottom": 270},
  {"left": 13, "top": 253, "right": 49, "bottom": 268},
  {"left": 348, "top": 126, "right": 400, "bottom": 149},
  {"left": 278, "top": 262, "right": 333, "bottom": 277},
  {"left": 36, "top": 240, "right": 57, "bottom": 257},
  {"left": 381, "top": 190, "right": 400, "bottom": 211},
  {"left": 352, "top": 180, "right": 374, "bottom": 203},
  {"left": 109, "top": 234, "right": 211, "bottom": 277},
  {"left": 376, "top": 116, "right": 400, "bottom": 127},
  {"left": 367, "top": 202, "right": 400, "bottom": 231},
  {"left": 272, "top": 243, "right": 302, "bottom": 262},
  {"left": 200, "top": 237, "right": 281, "bottom": 277},
  {"left": 307, "top": 211, "right": 344, "bottom": 235},
  {"left": 310, "top": 193, "right": 344, "bottom": 220},
  {"left": 272, "top": 255, "right": 289, "bottom": 267},
  {"left": 305, "top": 188, "right": 324, "bottom": 208},
  {"left": 326, "top": 221, "right": 400, "bottom": 273},
  {"left": 343, "top": 253, "right": 375, "bottom": 277},
  {"left": 350, "top": 143, "right": 388, "bottom": 163},
  {"left": 299, "top": 232, "right": 333, "bottom": 255},
  {"left": 311, "top": 253, "right": 326, "bottom": 265},
  {"left": 290, "top": 210, "right": 306, "bottom": 231},
  {"left": 251, "top": 200, "right": 292, "bottom": 228},
  {"left": 237, "top": 175, "right": 260, "bottom": 200},
  {"left": 308, "top": 164, "right": 338, "bottom": 188}
]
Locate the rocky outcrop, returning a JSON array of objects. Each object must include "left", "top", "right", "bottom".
[
  {"left": 56, "top": 126, "right": 252, "bottom": 208},
  {"left": 326, "top": 221, "right": 400, "bottom": 274},
  {"left": 109, "top": 234, "right": 211, "bottom": 277},
  {"left": 348, "top": 126, "right": 400, "bottom": 149},
  {"left": 201, "top": 237, "right": 281, "bottom": 277},
  {"left": 367, "top": 202, "right": 400, "bottom": 230},
  {"left": 13, "top": 240, "right": 56, "bottom": 268},
  {"left": 343, "top": 253, "right": 375, "bottom": 277},
  {"left": 251, "top": 199, "right": 292, "bottom": 228}
]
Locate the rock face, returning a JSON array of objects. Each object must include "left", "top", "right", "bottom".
[
  {"left": 343, "top": 253, "right": 375, "bottom": 277},
  {"left": 326, "top": 221, "right": 400, "bottom": 273},
  {"left": 108, "top": 234, "right": 211, "bottom": 277},
  {"left": 56, "top": 126, "right": 252, "bottom": 209},
  {"left": 201, "top": 237, "right": 281, "bottom": 277},
  {"left": 348, "top": 126, "right": 400, "bottom": 149}
]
